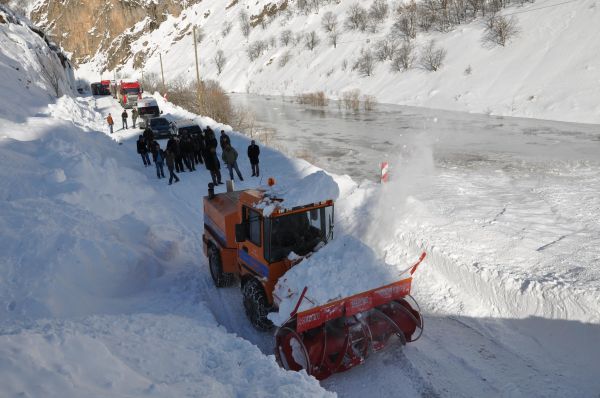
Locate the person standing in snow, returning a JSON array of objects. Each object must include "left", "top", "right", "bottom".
[
  {"left": 247, "top": 140, "right": 260, "bottom": 177},
  {"left": 155, "top": 144, "right": 165, "bottom": 179},
  {"left": 222, "top": 144, "right": 244, "bottom": 181},
  {"left": 219, "top": 130, "right": 231, "bottom": 150},
  {"left": 106, "top": 113, "right": 114, "bottom": 134},
  {"left": 165, "top": 149, "right": 180, "bottom": 185},
  {"left": 132, "top": 108, "right": 138, "bottom": 129},
  {"left": 136, "top": 135, "right": 150, "bottom": 167},
  {"left": 203, "top": 129, "right": 222, "bottom": 185},
  {"left": 121, "top": 109, "right": 128, "bottom": 129}
]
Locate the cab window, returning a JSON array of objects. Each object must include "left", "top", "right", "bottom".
[{"left": 243, "top": 207, "right": 261, "bottom": 246}]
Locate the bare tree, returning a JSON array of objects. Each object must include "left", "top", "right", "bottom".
[
  {"left": 214, "top": 50, "right": 227, "bottom": 75},
  {"left": 328, "top": 27, "right": 340, "bottom": 48},
  {"left": 345, "top": 3, "right": 369, "bottom": 31},
  {"left": 393, "top": 1, "right": 418, "bottom": 40},
  {"left": 391, "top": 41, "right": 416, "bottom": 71},
  {"left": 305, "top": 31, "right": 320, "bottom": 51},
  {"left": 247, "top": 40, "right": 268, "bottom": 61},
  {"left": 484, "top": 14, "right": 519, "bottom": 46},
  {"left": 375, "top": 35, "right": 400, "bottom": 61},
  {"left": 321, "top": 11, "right": 338, "bottom": 33},
  {"left": 280, "top": 29, "right": 292, "bottom": 46},
  {"left": 239, "top": 10, "right": 251, "bottom": 38},
  {"left": 222, "top": 20, "right": 233, "bottom": 37},
  {"left": 297, "top": 0, "right": 310, "bottom": 15},
  {"left": 352, "top": 48, "right": 376, "bottom": 76},
  {"left": 369, "top": 0, "right": 389, "bottom": 23},
  {"left": 420, "top": 40, "right": 447, "bottom": 71}
]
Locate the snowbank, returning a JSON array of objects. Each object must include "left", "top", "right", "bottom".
[
  {"left": 0, "top": 20, "right": 333, "bottom": 392},
  {"left": 269, "top": 234, "right": 424, "bottom": 326}
]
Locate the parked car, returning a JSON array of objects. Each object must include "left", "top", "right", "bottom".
[
  {"left": 148, "top": 117, "right": 172, "bottom": 139},
  {"left": 170, "top": 119, "right": 203, "bottom": 136},
  {"left": 137, "top": 97, "right": 160, "bottom": 129}
]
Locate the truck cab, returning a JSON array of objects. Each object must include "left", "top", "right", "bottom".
[
  {"left": 202, "top": 187, "right": 334, "bottom": 329},
  {"left": 117, "top": 80, "right": 141, "bottom": 109},
  {"left": 137, "top": 97, "right": 160, "bottom": 129}
]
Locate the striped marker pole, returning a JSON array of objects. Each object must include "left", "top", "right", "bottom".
[{"left": 380, "top": 162, "right": 389, "bottom": 183}]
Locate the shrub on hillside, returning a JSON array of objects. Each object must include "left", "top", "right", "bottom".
[
  {"left": 344, "top": 3, "right": 369, "bottom": 32},
  {"left": 419, "top": 40, "right": 446, "bottom": 71},
  {"left": 247, "top": 40, "right": 268, "bottom": 61},
  {"left": 213, "top": 50, "right": 226, "bottom": 75},
  {"left": 391, "top": 41, "right": 416, "bottom": 71},
  {"left": 352, "top": 48, "right": 376, "bottom": 77},
  {"left": 280, "top": 29, "right": 292, "bottom": 46},
  {"left": 484, "top": 14, "right": 519, "bottom": 46},
  {"left": 304, "top": 31, "right": 320, "bottom": 51},
  {"left": 239, "top": 10, "right": 251, "bottom": 38}
]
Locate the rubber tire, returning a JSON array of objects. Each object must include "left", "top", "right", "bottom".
[
  {"left": 208, "top": 245, "right": 234, "bottom": 288},
  {"left": 242, "top": 278, "right": 274, "bottom": 331}
]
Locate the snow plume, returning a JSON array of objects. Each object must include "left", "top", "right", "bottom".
[{"left": 365, "top": 132, "right": 436, "bottom": 252}]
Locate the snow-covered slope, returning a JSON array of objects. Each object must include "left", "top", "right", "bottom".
[
  {"left": 76, "top": 0, "right": 600, "bottom": 124},
  {"left": 0, "top": 10, "right": 332, "bottom": 397}
]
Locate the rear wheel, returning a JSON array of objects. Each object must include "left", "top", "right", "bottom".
[
  {"left": 208, "top": 245, "right": 234, "bottom": 288},
  {"left": 242, "top": 278, "right": 273, "bottom": 330}
]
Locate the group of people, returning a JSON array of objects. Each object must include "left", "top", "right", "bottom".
[
  {"left": 106, "top": 109, "right": 139, "bottom": 133},
  {"left": 136, "top": 125, "right": 261, "bottom": 187}
]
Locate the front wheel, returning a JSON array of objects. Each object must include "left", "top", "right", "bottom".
[
  {"left": 242, "top": 278, "right": 273, "bottom": 331},
  {"left": 208, "top": 246, "right": 234, "bottom": 288}
]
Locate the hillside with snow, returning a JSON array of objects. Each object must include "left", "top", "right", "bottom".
[
  {"left": 0, "top": 7, "right": 332, "bottom": 397},
  {"left": 57, "top": 0, "right": 600, "bottom": 124}
]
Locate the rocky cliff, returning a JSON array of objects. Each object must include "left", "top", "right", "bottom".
[{"left": 30, "top": 0, "right": 195, "bottom": 71}]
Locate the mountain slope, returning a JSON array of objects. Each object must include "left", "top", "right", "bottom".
[{"left": 32, "top": 0, "right": 600, "bottom": 124}]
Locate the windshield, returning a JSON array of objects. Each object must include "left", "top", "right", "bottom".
[
  {"left": 138, "top": 106, "right": 159, "bottom": 116},
  {"left": 122, "top": 87, "right": 140, "bottom": 95},
  {"left": 150, "top": 118, "right": 170, "bottom": 127},
  {"left": 179, "top": 125, "right": 202, "bottom": 135},
  {"left": 265, "top": 205, "right": 333, "bottom": 262}
]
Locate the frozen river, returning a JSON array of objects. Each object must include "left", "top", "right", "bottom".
[
  {"left": 231, "top": 94, "right": 600, "bottom": 182},
  {"left": 231, "top": 94, "right": 600, "bottom": 396}
]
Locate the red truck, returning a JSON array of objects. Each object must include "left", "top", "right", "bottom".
[{"left": 117, "top": 80, "right": 141, "bottom": 109}]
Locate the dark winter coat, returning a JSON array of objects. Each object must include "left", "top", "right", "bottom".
[
  {"left": 247, "top": 144, "right": 260, "bottom": 164},
  {"left": 221, "top": 146, "right": 238, "bottom": 165},
  {"left": 166, "top": 150, "right": 175, "bottom": 170},
  {"left": 151, "top": 141, "right": 159, "bottom": 161},
  {"left": 219, "top": 133, "right": 231, "bottom": 149},
  {"left": 121, "top": 110, "right": 128, "bottom": 120},
  {"left": 203, "top": 147, "right": 220, "bottom": 171},
  {"left": 143, "top": 128, "right": 153, "bottom": 143},
  {"left": 166, "top": 137, "right": 177, "bottom": 153},
  {"left": 136, "top": 138, "right": 147, "bottom": 154}
]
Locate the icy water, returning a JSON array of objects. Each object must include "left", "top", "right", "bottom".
[{"left": 231, "top": 94, "right": 600, "bottom": 181}]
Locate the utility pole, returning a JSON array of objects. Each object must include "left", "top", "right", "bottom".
[
  {"left": 193, "top": 25, "right": 202, "bottom": 109},
  {"left": 159, "top": 52, "right": 166, "bottom": 95}
]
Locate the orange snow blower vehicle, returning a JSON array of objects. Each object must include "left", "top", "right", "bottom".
[{"left": 202, "top": 181, "right": 426, "bottom": 380}]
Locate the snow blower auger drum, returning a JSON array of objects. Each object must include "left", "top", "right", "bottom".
[{"left": 275, "top": 253, "right": 426, "bottom": 380}]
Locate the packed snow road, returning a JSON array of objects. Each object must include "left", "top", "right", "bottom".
[
  {"left": 2, "top": 90, "right": 599, "bottom": 397},
  {"left": 60, "top": 94, "right": 600, "bottom": 397}
]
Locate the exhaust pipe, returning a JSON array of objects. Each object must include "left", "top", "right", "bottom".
[{"left": 226, "top": 180, "right": 235, "bottom": 193}]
